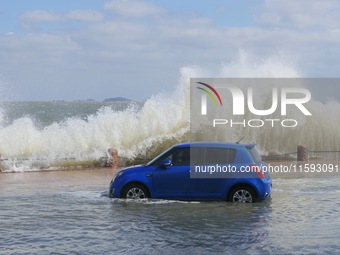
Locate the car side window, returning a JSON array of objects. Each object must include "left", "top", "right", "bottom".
[
  {"left": 205, "top": 148, "right": 236, "bottom": 164},
  {"left": 150, "top": 146, "right": 236, "bottom": 166},
  {"left": 151, "top": 148, "right": 190, "bottom": 166},
  {"left": 171, "top": 148, "right": 190, "bottom": 166},
  {"left": 189, "top": 147, "right": 205, "bottom": 165}
]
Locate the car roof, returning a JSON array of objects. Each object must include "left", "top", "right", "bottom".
[{"left": 174, "top": 142, "right": 255, "bottom": 149}]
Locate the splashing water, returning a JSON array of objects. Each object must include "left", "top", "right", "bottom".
[{"left": 0, "top": 52, "right": 339, "bottom": 171}]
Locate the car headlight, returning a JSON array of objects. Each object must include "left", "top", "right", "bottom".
[{"left": 111, "top": 171, "right": 124, "bottom": 183}]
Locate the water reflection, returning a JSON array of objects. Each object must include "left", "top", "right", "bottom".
[
  {"left": 106, "top": 176, "right": 339, "bottom": 254},
  {"left": 108, "top": 199, "right": 273, "bottom": 254},
  {"left": 0, "top": 176, "right": 339, "bottom": 255}
]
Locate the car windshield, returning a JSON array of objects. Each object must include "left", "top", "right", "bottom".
[{"left": 145, "top": 146, "right": 175, "bottom": 166}]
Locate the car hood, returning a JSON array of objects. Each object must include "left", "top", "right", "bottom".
[{"left": 119, "top": 164, "right": 149, "bottom": 174}]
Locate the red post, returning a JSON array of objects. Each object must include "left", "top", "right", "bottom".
[
  {"left": 108, "top": 148, "right": 119, "bottom": 168},
  {"left": 0, "top": 153, "right": 3, "bottom": 172},
  {"left": 297, "top": 145, "right": 308, "bottom": 161}
]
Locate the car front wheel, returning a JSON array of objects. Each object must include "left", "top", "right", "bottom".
[
  {"left": 121, "top": 184, "right": 150, "bottom": 199},
  {"left": 229, "top": 186, "right": 256, "bottom": 203}
]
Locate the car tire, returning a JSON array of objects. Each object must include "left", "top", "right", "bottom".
[
  {"left": 121, "top": 184, "right": 150, "bottom": 199},
  {"left": 228, "top": 186, "right": 256, "bottom": 203}
]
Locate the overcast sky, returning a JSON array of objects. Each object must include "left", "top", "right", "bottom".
[{"left": 0, "top": 0, "right": 340, "bottom": 101}]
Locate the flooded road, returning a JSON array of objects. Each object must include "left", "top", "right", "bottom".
[{"left": 0, "top": 169, "right": 339, "bottom": 255}]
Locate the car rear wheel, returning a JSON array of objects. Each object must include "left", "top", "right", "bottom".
[
  {"left": 121, "top": 184, "right": 149, "bottom": 199},
  {"left": 229, "top": 186, "right": 256, "bottom": 203}
]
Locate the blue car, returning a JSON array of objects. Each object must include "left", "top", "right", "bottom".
[{"left": 109, "top": 143, "right": 272, "bottom": 203}]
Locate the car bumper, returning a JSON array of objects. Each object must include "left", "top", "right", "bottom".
[
  {"left": 109, "top": 188, "right": 115, "bottom": 197},
  {"left": 264, "top": 182, "right": 272, "bottom": 200},
  {"left": 258, "top": 179, "right": 272, "bottom": 201}
]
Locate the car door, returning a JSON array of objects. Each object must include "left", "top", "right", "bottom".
[
  {"left": 193, "top": 147, "right": 236, "bottom": 198},
  {"left": 152, "top": 147, "right": 195, "bottom": 199}
]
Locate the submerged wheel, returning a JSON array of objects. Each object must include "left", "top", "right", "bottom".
[
  {"left": 229, "top": 186, "right": 256, "bottom": 203},
  {"left": 121, "top": 184, "right": 149, "bottom": 199}
]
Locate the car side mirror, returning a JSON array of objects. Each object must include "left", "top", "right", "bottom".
[{"left": 159, "top": 159, "right": 172, "bottom": 168}]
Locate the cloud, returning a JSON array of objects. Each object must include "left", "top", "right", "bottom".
[
  {"left": 2, "top": 0, "right": 340, "bottom": 101},
  {"left": 66, "top": 10, "right": 104, "bottom": 22},
  {"left": 19, "top": 10, "right": 62, "bottom": 23},
  {"left": 19, "top": 9, "right": 103, "bottom": 31},
  {"left": 20, "top": 9, "right": 103, "bottom": 23},
  {"left": 104, "top": 0, "right": 165, "bottom": 17},
  {"left": 257, "top": 0, "right": 340, "bottom": 29}
]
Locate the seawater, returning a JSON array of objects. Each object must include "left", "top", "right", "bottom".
[
  {"left": 0, "top": 97, "right": 190, "bottom": 171},
  {"left": 0, "top": 101, "right": 134, "bottom": 128},
  {"left": 0, "top": 170, "right": 339, "bottom": 255}
]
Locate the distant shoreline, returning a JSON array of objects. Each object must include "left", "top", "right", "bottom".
[{"left": 0, "top": 97, "right": 134, "bottom": 103}]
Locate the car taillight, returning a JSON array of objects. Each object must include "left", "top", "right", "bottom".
[{"left": 249, "top": 164, "right": 265, "bottom": 178}]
